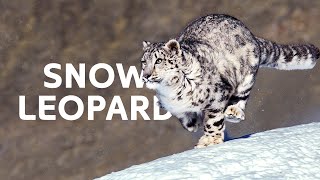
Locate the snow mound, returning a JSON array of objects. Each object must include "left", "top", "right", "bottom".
[{"left": 95, "top": 123, "right": 320, "bottom": 180}]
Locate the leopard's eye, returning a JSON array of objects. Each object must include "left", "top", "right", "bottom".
[
  {"left": 155, "top": 58, "right": 163, "bottom": 64},
  {"left": 141, "top": 61, "right": 146, "bottom": 66}
]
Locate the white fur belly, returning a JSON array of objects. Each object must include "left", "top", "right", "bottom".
[{"left": 158, "top": 95, "right": 200, "bottom": 116}]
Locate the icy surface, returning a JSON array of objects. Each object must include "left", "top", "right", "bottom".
[{"left": 95, "top": 123, "right": 320, "bottom": 180}]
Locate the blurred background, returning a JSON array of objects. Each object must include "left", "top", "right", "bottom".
[{"left": 0, "top": 0, "right": 319, "bottom": 179}]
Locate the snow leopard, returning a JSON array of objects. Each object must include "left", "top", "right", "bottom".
[{"left": 140, "top": 14, "right": 319, "bottom": 148}]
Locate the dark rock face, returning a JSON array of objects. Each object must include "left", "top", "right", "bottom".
[{"left": 0, "top": 1, "right": 319, "bottom": 180}]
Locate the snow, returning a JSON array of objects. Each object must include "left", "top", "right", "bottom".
[{"left": 95, "top": 123, "right": 320, "bottom": 180}]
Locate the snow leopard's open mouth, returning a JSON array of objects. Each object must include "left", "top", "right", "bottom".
[
  {"left": 143, "top": 77, "right": 163, "bottom": 90},
  {"left": 143, "top": 77, "right": 162, "bottom": 83}
]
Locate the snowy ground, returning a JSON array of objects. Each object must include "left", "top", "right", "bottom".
[{"left": 95, "top": 123, "right": 320, "bottom": 180}]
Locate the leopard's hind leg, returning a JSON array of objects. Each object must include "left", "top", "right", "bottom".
[{"left": 224, "top": 74, "right": 256, "bottom": 123}]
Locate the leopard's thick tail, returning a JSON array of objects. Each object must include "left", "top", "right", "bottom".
[{"left": 256, "top": 37, "right": 319, "bottom": 70}]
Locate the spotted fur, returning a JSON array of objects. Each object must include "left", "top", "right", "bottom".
[{"left": 141, "top": 14, "right": 319, "bottom": 148}]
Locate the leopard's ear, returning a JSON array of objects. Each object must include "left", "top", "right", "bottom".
[
  {"left": 164, "top": 39, "right": 181, "bottom": 55},
  {"left": 142, "top": 41, "right": 151, "bottom": 51}
]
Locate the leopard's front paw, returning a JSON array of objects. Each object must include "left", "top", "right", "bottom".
[
  {"left": 186, "top": 123, "right": 199, "bottom": 132},
  {"left": 224, "top": 105, "right": 245, "bottom": 123},
  {"left": 157, "top": 101, "right": 164, "bottom": 109},
  {"left": 194, "top": 135, "right": 223, "bottom": 148}
]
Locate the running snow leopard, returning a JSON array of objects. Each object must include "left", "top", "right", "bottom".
[{"left": 140, "top": 14, "right": 319, "bottom": 148}]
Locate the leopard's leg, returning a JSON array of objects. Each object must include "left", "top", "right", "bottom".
[
  {"left": 224, "top": 74, "right": 255, "bottom": 123},
  {"left": 194, "top": 75, "right": 234, "bottom": 148},
  {"left": 178, "top": 111, "right": 204, "bottom": 132},
  {"left": 195, "top": 109, "right": 226, "bottom": 148}
]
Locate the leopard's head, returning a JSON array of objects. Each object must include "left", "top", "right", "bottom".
[{"left": 141, "top": 39, "right": 183, "bottom": 89}]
